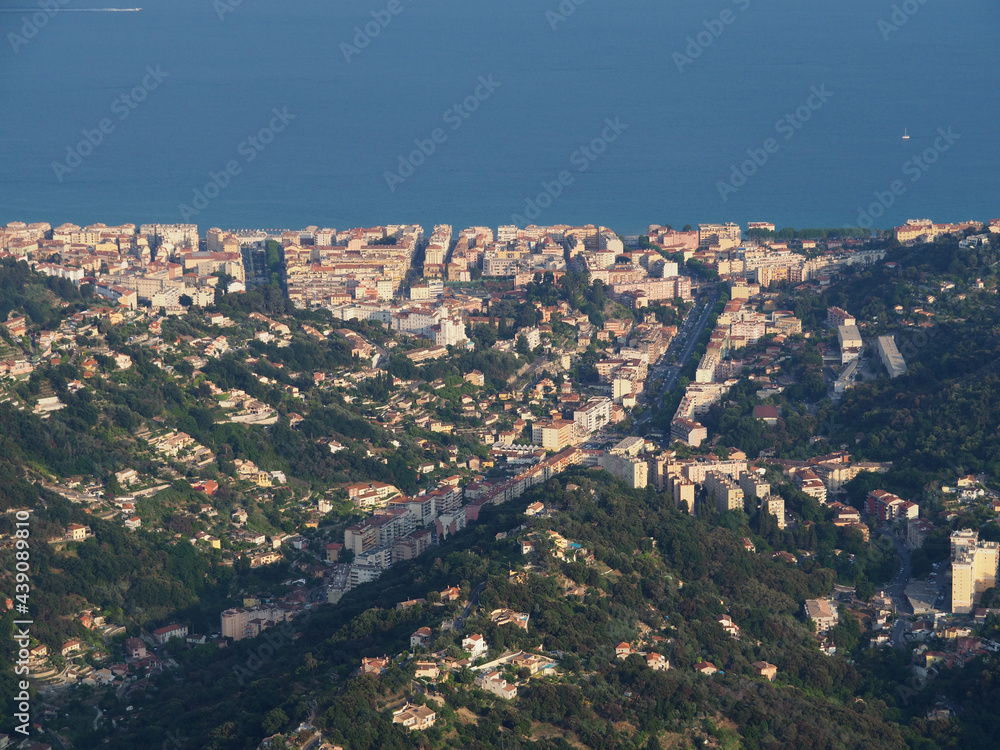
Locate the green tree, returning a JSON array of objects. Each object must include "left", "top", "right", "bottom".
[{"left": 262, "top": 707, "right": 289, "bottom": 735}]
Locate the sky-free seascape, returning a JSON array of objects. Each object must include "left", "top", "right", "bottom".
[{"left": 1, "top": 0, "right": 998, "bottom": 234}]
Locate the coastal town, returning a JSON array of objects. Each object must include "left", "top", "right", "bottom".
[{"left": 1, "top": 215, "right": 999, "bottom": 749}]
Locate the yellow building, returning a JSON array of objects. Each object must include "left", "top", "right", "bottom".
[
  {"left": 671, "top": 476, "right": 696, "bottom": 513},
  {"left": 895, "top": 224, "right": 933, "bottom": 243},
  {"left": 951, "top": 530, "right": 999, "bottom": 614},
  {"left": 706, "top": 471, "right": 744, "bottom": 513},
  {"left": 761, "top": 495, "right": 786, "bottom": 529},
  {"left": 730, "top": 281, "right": 751, "bottom": 300},
  {"left": 66, "top": 523, "right": 88, "bottom": 542}
]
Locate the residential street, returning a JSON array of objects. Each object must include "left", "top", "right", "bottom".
[
  {"left": 654, "top": 286, "right": 720, "bottom": 409},
  {"left": 881, "top": 529, "right": 914, "bottom": 648}
]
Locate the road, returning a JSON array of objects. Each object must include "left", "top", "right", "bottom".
[
  {"left": 664, "top": 287, "right": 719, "bottom": 393},
  {"left": 456, "top": 581, "right": 486, "bottom": 629},
  {"left": 642, "top": 286, "right": 720, "bottom": 418},
  {"left": 881, "top": 529, "right": 913, "bottom": 648}
]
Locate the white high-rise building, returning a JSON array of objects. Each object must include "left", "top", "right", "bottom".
[
  {"left": 598, "top": 230, "right": 623, "bottom": 254},
  {"left": 435, "top": 317, "right": 468, "bottom": 348},
  {"left": 573, "top": 397, "right": 612, "bottom": 437}
]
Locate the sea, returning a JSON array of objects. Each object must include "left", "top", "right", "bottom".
[{"left": 1, "top": 0, "right": 998, "bottom": 236}]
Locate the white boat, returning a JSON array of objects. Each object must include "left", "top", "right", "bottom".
[{"left": 902, "top": 128, "right": 910, "bottom": 140}]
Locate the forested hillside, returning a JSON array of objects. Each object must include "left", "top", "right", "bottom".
[{"left": 98, "top": 472, "right": 916, "bottom": 750}]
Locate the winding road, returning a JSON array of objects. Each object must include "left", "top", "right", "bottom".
[{"left": 456, "top": 581, "right": 486, "bottom": 629}]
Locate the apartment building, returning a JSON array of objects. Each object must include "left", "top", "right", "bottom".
[
  {"left": 139, "top": 223, "right": 198, "bottom": 248},
  {"left": 670, "top": 418, "right": 707, "bottom": 447},
  {"left": 866, "top": 490, "right": 918, "bottom": 523},
  {"left": 221, "top": 606, "right": 289, "bottom": 641},
  {"left": 804, "top": 598, "right": 839, "bottom": 633},
  {"left": 669, "top": 476, "right": 696, "bottom": 513},
  {"left": 827, "top": 306, "right": 856, "bottom": 329},
  {"left": 392, "top": 306, "right": 468, "bottom": 348},
  {"left": 152, "top": 624, "right": 188, "bottom": 644},
  {"left": 770, "top": 312, "right": 802, "bottom": 336},
  {"left": 795, "top": 469, "right": 828, "bottom": 504},
  {"left": 518, "top": 327, "right": 542, "bottom": 350},
  {"left": 33, "top": 261, "right": 85, "bottom": 284},
  {"left": 346, "top": 481, "right": 399, "bottom": 507},
  {"left": 646, "top": 227, "right": 698, "bottom": 253},
  {"left": 837, "top": 324, "right": 863, "bottom": 365},
  {"left": 952, "top": 530, "right": 999, "bottom": 614},
  {"left": 483, "top": 247, "right": 529, "bottom": 277},
  {"left": 598, "top": 229, "right": 624, "bottom": 253},
  {"left": 532, "top": 419, "right": 576, "bottom": 452},
  {"left": 698, "top": 223, "right": 742, "bottom": 248},
  {"left": 892, "top": 221, "right": 970, "bottom": 244},
  {"left": 349, "top": 563, "right": 382, "bottom": 588},
  {"left": 183, "top": 250, "right": 246, "bottom": 283},
  {"left": 610, "top": 276, "right": 692, "bottom": 302},
  {"left": 392, "top": 528, "right": 434, "bottom": 561},
  {"left": 387, "top": 494, "right": 438, "bottom": 526},
  {"left": 683, "top": 458, "right": 748, "bottom": 485},
  {"left": 343, "top": 522, "right": 382, "bottom": 557},
  {"left": 609, "top": 436, "right": 645, "bottom": 457},
  {"left": 739, "top": 471, "right": 770, "bottom": 499},
  {"left": 706, "top": 471, "right": 744, "bottom": 513},
  {"left": 93, "top": 281, "right": 138, "bottom": 310},
  {"left": 875, "top": 335, "right": 907, "bottom": 379},
  {"left": 600, "top": 452, "right": 648, "bottom": 489},
  {"left": 573, "top": 396, "right": 612, "bottom": 437},
  {"left": 285, "top": 232, "right": 419, "bottom": 308},
  {"left": 760, "top": 494, "right": 786, "bottom": 529},
  {"left": 434, "top": 316, "right": 468, "bottom": 347}
]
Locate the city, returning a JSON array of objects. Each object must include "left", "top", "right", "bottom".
[{"left": 0, "top": 215, "right": 999, "bottom": 748}]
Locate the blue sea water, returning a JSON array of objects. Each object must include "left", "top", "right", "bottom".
[{"left": 1, "top": 0, "right": 998, "bottom": 235}]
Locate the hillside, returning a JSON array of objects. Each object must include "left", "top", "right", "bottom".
[{"left": 95, "top": 471, "right": 913, "bottom": 750}]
